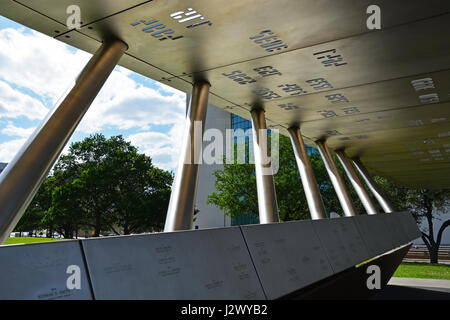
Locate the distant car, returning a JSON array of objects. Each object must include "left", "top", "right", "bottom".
[{"left": 100, "top": 233, "right": 116, "bottom": 237}]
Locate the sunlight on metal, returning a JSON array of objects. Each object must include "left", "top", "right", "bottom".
[
  {"left": 164, "top": 81, "right": 210, "bottom": 232},
  {"left": 288, "top": 126, "right": 327, "bottom": 220},
  {"left": 352, "top": 158, "right": 395, "bottom": 213},
  {"left": 316, "top": 140, "right": 357, "bottom": 217},
  {"left": 251, "top": 108, "right": 279, "bottom": 224},
  {"left": 336, "top": 150, "right": 378, "bottom": 215}
]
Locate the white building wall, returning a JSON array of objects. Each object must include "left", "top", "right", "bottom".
[{"left": 193, "top": 104, "right": 231, "bottom": 229}]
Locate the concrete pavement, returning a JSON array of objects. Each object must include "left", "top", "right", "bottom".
[
  {"left": 371, "top": 277, "right": 450, "bottom": 300},
  {"left": 388, "top": 277, "right": 450, "bottom": 293}
]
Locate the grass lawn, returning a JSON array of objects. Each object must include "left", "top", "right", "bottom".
[
  {"left": 393, "top": 262, "right": 450, "bottom": 280},
  {"left": 4, "top": 237, "right": 68, "bottom": 245}
]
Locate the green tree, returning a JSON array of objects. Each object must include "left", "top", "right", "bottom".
[
  {"left": 62, "top": 134, "right": 122, "bottom": 236},
  {"left": 371, "top": 176, "right": 409, "bottom": 213},
  {"left": 40, "top": 134, "right": 172, "bottom": 237},
  {"left": 14, "top": 177, "right": 54, "bottom": 236},
  {"left": 113, "top": 160, "right": 173, "bottom": 234},
  {"left": 208, "top": 135, "right": 347, "bottom": 221},
  {"left": 207, "top": 162, "right": 257, "bottom": 220},
  {"left": 404, "top": 189, "right": 450, "bottom": 263},
  {"left": 43, "top": 176, "right": 86, "bottom": 239}
]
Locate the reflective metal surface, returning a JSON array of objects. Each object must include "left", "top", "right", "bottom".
[
  {"left": 335, "top": 150, "right": 378, "bottom": 215},
  {"left": 352, "top": 158, "right": 395, "bottom": 213},
  {"left": 81, "top": 227, "right": 265, "bottom": 299},
  {"left": 0, "top": 40, "right": 127, "bottom": 244},
  {"left": 316, "top": 141, "right": 357, "bottom": 217},
  {"left": 240, "top": 221, "right": 333, "bottom": 299},
  {"left": 24, "top": 0, "right": 450, "bottom": 76},
  {"left": 17, "top": 0, "right": 152, "bottom": 27},
  {"left": 0, "top": 0, "right": 68, "bottom": 36},
  {"left": 259, "top": 69, "right": 450, "bottom": 125},
  {"left": 1, "top": 1, "right": 450, "bottom": 188},
  {"left": 250, "top": 108, "right": 279, "bottom": 224},
  {"left": 0, "top": 241, "right": 92, "bottom": 300},
  {"left": 288, "top": 126, "right": 326, "bottom": 220},
  {"left": 164, "top": 81, "right": 210, "bottom": 232}
]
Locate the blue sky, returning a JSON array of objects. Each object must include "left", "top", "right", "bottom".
[{"left": 0, "top": 16, "right": 186, "bottom": 172}]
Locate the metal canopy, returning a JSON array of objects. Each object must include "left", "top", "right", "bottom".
[{"left": 1, "top": 0, "right": 450, "bottom": 188}]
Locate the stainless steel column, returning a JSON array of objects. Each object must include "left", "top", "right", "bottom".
[
  {"left": 316, "top": 140, "right": 357, "bottom": 217},
  {"left": 164, "top": 81, "right": 210, "bottom": 232},
  {"left": 335, "top": 150, "right": 378, "bottom": 215},
  {"left": 0, "top": 39, "right": 127, "bottom": 244},
  {"left": 288, "top": 126, "right": 327, "bottom": 220},
  {"left": 250, "top": 108, "right": 279, "bottom": 224},
  {"left": 352, "top": 157, "right": 395, "bottom": 213}
]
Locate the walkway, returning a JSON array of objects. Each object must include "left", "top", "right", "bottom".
[{"left": 371, "top": 277, "right": 450, "bottom": 300}]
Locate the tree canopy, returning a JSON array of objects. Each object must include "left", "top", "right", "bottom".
[
  {"left": 404, "top": 189, "right": 450, "bottom": 263},
  {"left": 17, "top": 134, "right": 173, "bottom": 237},
  {"left": 207, "top": 135, "right": 384, "bottom": 221}
]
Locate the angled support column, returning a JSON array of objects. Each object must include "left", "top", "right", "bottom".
[
  {"left": 250, "top": 108, "right": 279, "bottom": 224},
  {"left": 0, "top": 39, "right": 128, "bottom": 244},
  {"left": 316, "top": 140, "right": 357, "bottom": 217},
  {"left": 335, "top": 150, "right": 378, "bottom": 215},
  {"left": 352, "top": 158, "right": 395, "bottom": 213},
  {"left": 164, "top": 81, "right": 210, "bottom": 232},
  {"left": 288, "top": 126, "right": 327, "bottom": 220}
]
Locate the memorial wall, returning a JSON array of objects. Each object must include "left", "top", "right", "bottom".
[{"left": 0, "top": 212, "right": 421, "bottom": 300}]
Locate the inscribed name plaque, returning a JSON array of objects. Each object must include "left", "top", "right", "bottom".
[
  {"left": 311, "top": 216, "right": 371, "bottom": 273},
  {"left": 240, "top": 221, "right": 333, "bottom": 299},
  {"left": 0, "top": 241, "right": 92, "bottom": 300},
  {"left": 81, "top": 227, "right": 265, "bottom": 299},
  {"left": 397, "top": 211, "right": 421, "bottom": 241},
  {"left": 353, "top": 214, "right": 395, "bottom": 257},
  {"left": 377, "top": 212, "right": 410, "bottom": 248}
]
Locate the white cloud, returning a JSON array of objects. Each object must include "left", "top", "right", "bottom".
[
  {"left": 0, "top": 80, "right": 48, "bottom": 120},
  {"left": 126, "top": 129, "right": 183, "bottom": 171},
  {"left": 78, "top": 65, "right": 187, "bottom": 171},
  {"left": 1, "top": 121, "right": 36, "bottom": 138},
  {"left": 0, "top": 28, "right": 91, "bottom": 104},
  {"left": 155, "top": 81, "right": 187, "bottom": 99},
  {"left": 78, "top": 68, "right": 186, "bottom": 133},
  {"left": 0, "top": 138, "right": 27, "bottom": 163},
  {"left": 0, "top": 26, "right": 188, "bottom": 170}
]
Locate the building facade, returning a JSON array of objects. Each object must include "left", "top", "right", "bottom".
[
  {"left": 193, "top": 105, "right": 232, "bottom": 229},
  {"left": 193, "top": 107, "right": 319, "bottom": 228}
]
